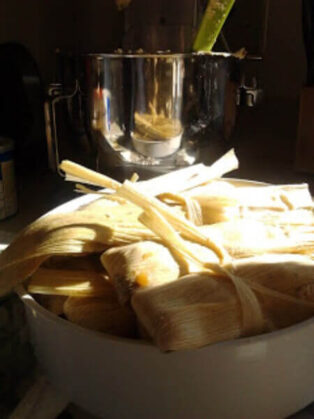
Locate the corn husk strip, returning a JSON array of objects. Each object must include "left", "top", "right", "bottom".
[
  {"left": 221, "top": 265, "right": 265, "bottom": 335},
  {"left": 276, "top": 184, "right": 314, "bottom": 209},
  {"left": 60, "top": 160, "right": 202, "bottom": 198},
  {"left": 59, "top": 160, "right": 121, "bottom": 190},
  {"left": 117, "top": 180, "right": 228, "bottom": 262},
  {"left": 157, "top": 192, "right": 203, "bottom": 225},
  {"left": 130, "top": 172, "right": 139, "bottom": 183},
  {"left": 64, "top": 296, "right": 137, "bottom": 337},
  {"left": 75, "top": 184, "right": 108, "bottom": 196},
  {"left": 75, "top": 188, "right": 129, "bottom": 205},
  {"left": 138, "top": 164, "right": 205, "bottom": 196},
  {"left": 180, "top": 149, "right": 239, "bottom": 192},
  {"left": 139, "top": 207, "right": 220, "bottom": 275},
  {"left": 66, "top": 174, "right": 103, "bottom": 186},
  {"left": 181, "top": 197, "right": 203, "bottom": 225},
  {"left": 181, "top": 183, "right": 240, "bottom": 224},
  {"left": 28, "top": 268, "right": 112, "bottom": 297},
  {"left": 60, "top": 149, "right": 238, "bottom": 198}
]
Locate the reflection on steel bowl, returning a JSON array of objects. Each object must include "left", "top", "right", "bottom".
[{"left": 82, "top": 52, "right": 233, "bottom": 170}]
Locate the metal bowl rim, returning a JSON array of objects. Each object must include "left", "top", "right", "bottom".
[{"left": 84, "top": 51, "right": 235, "bottom": 59}]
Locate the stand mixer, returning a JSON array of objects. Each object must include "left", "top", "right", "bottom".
[{"left": 44, "top": 0, "right": 265, "bottom": 180}]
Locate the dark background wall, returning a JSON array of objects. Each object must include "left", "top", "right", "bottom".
[{"left": 0, "top": 0, "right": 307, "bottom": 100}]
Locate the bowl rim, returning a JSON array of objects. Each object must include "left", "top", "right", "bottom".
[{"left": 16, "top": 176, "right": 314, "bottom": 352}]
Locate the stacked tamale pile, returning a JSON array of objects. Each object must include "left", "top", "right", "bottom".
[{"left": 1, "top": 150, "right": 314, "bottom": 351}]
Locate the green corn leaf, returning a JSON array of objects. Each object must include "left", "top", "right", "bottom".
[{"left": 193, "top": 0, "right": 236, "bottom": 52}]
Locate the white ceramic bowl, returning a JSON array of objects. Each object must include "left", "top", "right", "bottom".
[{"left": 17, "top": 183, "right": 314, "bottom": 419}]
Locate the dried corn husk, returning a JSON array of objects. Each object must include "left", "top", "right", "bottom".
[
  {"left": 0, "top": 208, "right": 156, "bottom": 296},
  {"left": 298, "top": 283, "right": 314, "bottom": 302},
  {"left": 132, "top": 264, "right": 314, "bottom": 351},
  {"left": 43, "top": 254, "right": 104, "bottom": 272},
  {"left": 131, "top": 274, "right": 242, "bottom": 351},
  {"left": 28, "top": 268, "right": 113, "bottom": 297},
  {"left": 182, "top": 181, "right": 314, "bottom": 225},
  {"left": 233, "top": 254, "right": 314, "bottom": 296},
  {"left": 231, "top": 254, "right": 314, "bottom": 329},
  {"left": 200, "top": 220, "right": 314, "bottom": 258},
  {"left": 117, "top": 180, "right": 228, "bottom": 262},
  {"left": 138, "top": 207, "right": 221, "bottom": 275},
  {"left": 64, "top": 296, "right": 136, "bottom": 337},
  {"left": 34, "top": 295, "right": 67, "bottom": 316},
  {"left": 158, "top": 190, "right": 236, "bottom": 225},
  {"left": 242, "top": 208, "right": 314, "bottom": 226},
  {"left": 101, "top": 241, "right": 180, "bottom": 304},
  {"left": 138, "top": 206, "right": 264, "bottom": 333}
]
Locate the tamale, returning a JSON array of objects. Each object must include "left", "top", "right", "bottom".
[
  {"left": 298, "top": 283, "right": 314, "bottom": 302},
  {"left": 28, "top": 268, "right": 113, "bottom": 298},
  {"left": 0, "top": 208, "right": 155, "bottom": 296},
  {"left": 64, "top": 296, "right": 136, "bottom": 337},
  {"left": 200, "top": 220, "right": 314, "bottom": 258},
  {"left": 233, "top": 254, "right": 314, "bottom": 296},
  {"left": 101, "top": 241, "right": 180, "bottom": 304},
  {"left": 42, "top": 254, "right": 104, "bottom": 272},
  {"left": 34, "top": 295, "right": 67, "bottom": 316},
  {"left": 132, "top": 266, "right": 314, "bottom": 351},
  {"left": 131, "top": 274, "right": 243, "bottom": 351},
  {"left": 138, "top": 207, "right": 222, "bottom": 275},
  {"left": 231, "top": 254, "right": 314, "bottom": 329}
]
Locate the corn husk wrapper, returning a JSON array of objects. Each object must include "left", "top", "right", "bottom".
[
  {"left": 116, "top": 180, "right": 228, "bottom": 262},
  {"left": 233, "top": 254, "right": 314, "bottom": 296},
  {"left": 181, "top": 182, "right": 314, "bottom": 225},
  {"left": 101, "top": 241, "right": 180, "bottom": 305},
  {"left": 42, "top": 254, "right": 104, "bottom": 272},
  {"left": 200, "top": 220, "right": 314, "bottom": 258},
  {"left": 64, "top": 296, "right": 136, "bottom": 338},
  {"left": 28, "top": 268, "right": 113, "bottom": 298},
  {"left": 0, "top": 208, "right": 155, "bottom": 296},
  {"left": 132, "top": 257, "right": 314, "bottom": 351},
  {"left": 131, "top": 274, "right": 242, "bottom": 351},
  {"left": 34, "top": 295, "right": 67, "bottom": 316},
  {"left": 298, "top": 283, "right": 314, "bottom": 302},
  {"left": 232, "top": 254, "right": 314, "bottom": 329}
]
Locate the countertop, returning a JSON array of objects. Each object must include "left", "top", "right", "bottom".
[{"left": 1, "top": 99, "right": 314, "bottom": 418}]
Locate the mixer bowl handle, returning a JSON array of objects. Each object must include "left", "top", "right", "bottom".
[{"left": 44, "top": 81, "right": 79, "bottom": 175}]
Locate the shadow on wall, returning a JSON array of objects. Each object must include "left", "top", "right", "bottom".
[{"left": 262, "top": 0, "right": 306, "bottom": 101}]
